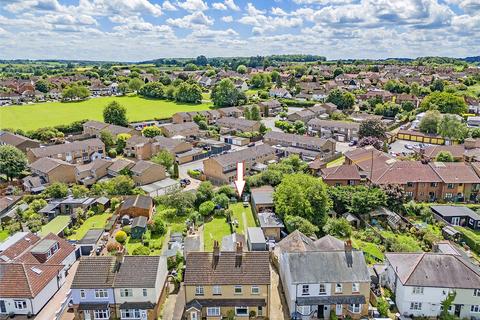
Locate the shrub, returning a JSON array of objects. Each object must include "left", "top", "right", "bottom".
[
  {"left": 108, "top": 148, "right": 117, "bottom": 158},
  {"left": 106, "top": 242, "right": 120, "bottom": 252},
  {"left": 122, "top": 226, "right": 131, "bottom": 235},
  {"left": 199, "top": 201, "right": 215, "bottom": 216},
  {"left": 132, "top": 245, "right": 151, "bottom": 255},
  {"left": 187, "top": 169, "right": 202, "bottom": 179},
  {"left": 115, "top": 230, "right": 127, "bottom": 244}
]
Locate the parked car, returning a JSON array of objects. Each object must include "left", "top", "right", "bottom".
[
  {"left": 349, "top": 140, "right": 358, "bottom": 146},
  {"left": 404, "top": 144, "right": 414, "bottom": 150},
  {"left": 247, "top": 142, "right": 255, "bottom": 147}
]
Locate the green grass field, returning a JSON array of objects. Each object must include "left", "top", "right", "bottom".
[
  {"left": 204, "top": 216, "right": 231, "bottom": 251},
  {"left": 0, "top": 229, "right": 9, "bottom": 242},
  {"left": 68, "top": 213, "right": 111, "bottom": 240},
  {"left": 40, "top": 215, "right": 71, "bottom": 237},
  {"left": 230, "top": 203, "right": 257, "bottom": 235},
  {"left": 0, "top": 96, "right": 212, "bottom": 131}
]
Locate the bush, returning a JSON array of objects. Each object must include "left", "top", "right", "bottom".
[
  {"left": 377, "top": 297, "right": 390, "bottom": 317},
  {"left": 115, "top": 230, "right": 127, "bottom": 244},
  {"left": 187, "top": 169, "right": 202, "bottom": 179},
  {"left": 106, "top": 242, "right": 121, "bottom": 252},
  {"left": 132, "top": 245, "right": 151, "bottom": 255},
  {"left": 199, "top": 201, "right": 215, "bottom": 216},
  {"left": 323, "top": 217, "right": 353, "bottom": 238},
  {"left": 122, "top": 226, "right": 131, "bottom": 235},
  {"left": 108, "top": 148, "right": 117, "bottom": 158}
]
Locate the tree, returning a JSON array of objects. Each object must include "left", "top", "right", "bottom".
[
  {"left": 184, "top": 63, "right": 197, "bottom": 71},
  {"left": 359, "top": 119, "right": 386, "bottom": 140},
  {"left": 156, "top": 190, "right": 196, "bottom": 215},
  {"left": 175, "top": 82, "right": 202, "bottom": 104},
  {"left": 116, "top": 133, "right": 131, "bottom": 154},
  {"left": 333, "top": 68, "right": 343, "bottom": 77},
  {"left": 322, "top": 217, "right": 353, "bottom": 238},
  {"left": 250, "top": 105, "right": 261, "bottom": 120},
  {"left": 72, "top": 185, "right": 89, "bottom": 198},
  {"left": 115, "top": 230, "right": 127, "bottom": 243},
  {"left": 138, "top": 82, "right": 164, "bottom": 98},
  {"left": 91, "top": 175, "right": 136, "bottom": 196},
  {"left": 128, "top": 78, "right": 144, "bottom": 92},
  {"left": 274, "top": 173, "right": 331, "bottom": 227},
  {"left": 132, "top": 245, "right": 150, "bottom": 255},
  {"left": 436, "top": 151, "right": 455, "bottom": 162},
  {"left": 380, "top": 184, "right": 406, "bottom": 212},
  {"left": 438, "top": 114, "right": 468, "bottom": 141},
  {"left": 103, "top": 101, "right": 128, "bottom": 126},
  {"left": 439, "top": 292, "right": 456, "bottom": 320},
  {"left": 212, "top": 193, "right": 229, "bottom": 208},
  {"left": 326, "top": 89, "right": 354, "bottom": 110},
  {"left": 419, "top": 110, "right": 441, "bottom": 134},
  {"left": 244, "top": 106, "right": 251, "bottom": 120},
  {"left": 420, "top": 92, "right": 467, "bottom": 114},
  {"left": 62, "top": 84, "right": 90, "bottom": 101},
  {"left": 151, "top": 215, "right": 166, "bottom": 235},
  {"left": 284, "top": 215, "right": 319, "bottom": 236},
  {"left": 401, "top": 101, "right": 415, "bottom": 112},
  {"left": 358, "top": 136, "right": 383, "bottom": 150},
  {"left": 236, "top": 65, "right": 247, "bottom": 74},
  {"left": 195, "top": 55, "right": 208, "bottom": 66},
  {"left": 430, "top": 78, "right": 444, "bottom": 92},
  {"left": 196, "top": 181, "right": 215, "bottom": 205},
  {"left": 151, "top": 150, "right": 174, "bottom": 171},
  {"left": 199, "top": 201, "right": 215, "bottom": 216},
  {"left": 211, "top": 78, "right": 245, "bottom": 107},
  {"left": 100, "top": 130, "right": 115, "bottom": 149},
  {"left": 118, "top": 82, "right": 129, "bottom": 95},
  {"left": 44, "top": 182, "right": 69, "bottom": 198},
  {"left": 172, "top": 162, "right": 179, "bottom": 179},
  {"left": 250, "top": 73, "right": 270, "bottom": 89},
  {"left": 142, "top": 126, "right": 162, "bottom": 138},
  {"left": 0, "top": 145, "right": 27, "bottom": 181},
  {"left": 35, "top": 79, "right": 49, "bottom": 93}
]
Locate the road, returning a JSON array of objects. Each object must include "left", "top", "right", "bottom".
[{"left": 35, "top": 262, "right": 78, "bottom": 320}]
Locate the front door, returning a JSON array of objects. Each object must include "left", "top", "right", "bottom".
[
  {"left": 452, "top": 217, "right": 460, "bottom": 226},
  {"left": 317, "top": 305, "right": 324, "bottom": 319},
  {"left": 0, "top": 300, "right": 6, "bottom": 313},
  {"left": 84, "top": 311, "right": 91, "bottom": 320},
  {"left": 336, "top": 304, "right": 343, "bottom": 316},
  {"left": 454, "top": 304, "right": 461, "bottom": 317},
  {"left": 190, "top": 311, "right": 198, "bottom": 320}
]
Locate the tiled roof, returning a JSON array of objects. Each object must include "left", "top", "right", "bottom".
[
  {"left": 29, "top": 157, "right": 73, "bottom": 173},
  {"left": 119, "top": 195, "right": 153, "bottom": 211},
  {"left": 321, "top": 165, "right": 361, "bottom": 181},
  {"left": 0, "top": 232, "right": 41, "bottom": 261},
  {"left": 71, "top": 256, "right": 117, "bottom": 289},
  {"left": 430, "top": 162, "right": 480, "bottom": 184},
  {"left": 29, "top": 138, "right": 104, "bottom": 158},
  {"left": 184, "top": 251, "right": 270, "bottom": 286},
  {"left": 211, "top": 144, "right": 275, "bottom": 167},
  {"left": 15, "top": 233, "right": 75, "bottom": 266},
  {"left": 114, "top": 256, "right": 165, "bottom": 288}
]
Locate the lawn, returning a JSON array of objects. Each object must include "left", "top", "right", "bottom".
[
  {"left": 352, "top": 238, "right": 385, "bottom": 263},
  {"left": 40, "top": 215, "right": 71, "bottom": 237},
  {"left": 0, "top": 229, "right": 9, "bottom": 242},
  {"left": 68, "top": 213, "right": 111, "bottom": 241},
  {"left": 0, "top": 95, "right": 212, "bottom": 131},
  {"left": 230, "top": 203, "right": 257, "bottom": 235},
  {"left": 124, "top": 232, "right": 164, "bottom": 256},
  {"left": 326, "top": 156, "right": 345, "bottom": 168},
  {"left": 204, "top": 216, "right": 231, "bottom": 251}
]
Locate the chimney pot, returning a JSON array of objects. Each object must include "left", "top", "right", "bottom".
[{"left": 344, "top": 239, "right": 353, "bottom": 252}]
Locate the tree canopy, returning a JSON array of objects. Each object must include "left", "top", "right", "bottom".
[
  {"left": 0, "top": 145, "right": 27, "bottom": 181},
  {"left": 326, "top": 89, "right": 355, "bottom": 110},
  {"left": 103, "top": 101, "right": 128, "bottom": 126},
  {"left": 420, "top": 92, "right": 467, "bottom": 114},
  {"left": 211, "top": 78, "right": 246, "bottom": 107}
]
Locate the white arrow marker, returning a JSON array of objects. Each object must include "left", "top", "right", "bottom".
[{"left": 234, "top": 161, "right": 245, "bottom": 197}]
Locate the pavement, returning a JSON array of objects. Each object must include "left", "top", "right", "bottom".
[
  {"left": 389, "top": 139, "right": 416, "bottom": 156},
  {"left": 270, "top": 264, "right": 290, "bottom": 320},
  {"left": 35, "top": 261, "right": 79, "bottom": 320},
  {"left": 161, "top": 284, "right": 185, "bottom": 320}
]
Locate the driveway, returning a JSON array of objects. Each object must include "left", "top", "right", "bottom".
[
  {"left": 35, "top": 261, "right": 79, "bottom": 320},
  {"left": 270, "top": 264, "right": 290, "bottom": 320}
]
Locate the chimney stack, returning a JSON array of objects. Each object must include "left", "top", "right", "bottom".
[
  {"left": 344, "top": 239, "right": 353, "bottom": 252},
  {"left": 115, "top": 246, "right": 125, "bottom": 272},
  {"left": 212, "top": 240, "right": 220, "bottom": 269},
  {"left": 235, "top": 242, "right": 243, "bottom": 267}
]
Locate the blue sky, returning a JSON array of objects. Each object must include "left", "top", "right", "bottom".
[{"left": 0, "top": 0, "right": 479, "bottom": 61}]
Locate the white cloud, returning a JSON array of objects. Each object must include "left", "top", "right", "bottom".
[
  {"left": 225, "top": 0, "right": 240, "bottom": 11},
  {"left": 239, "top": 3, "right": 303, "bottom": 33},
  {"left": 162, "top": 1, "right": 177, "bottom": 10},
  {"left": 212, "top": 2, "right": 227, "bottom": 10},
  {"left": 221, "top": 15, "right": 233, "bottom": 22},
  {"left": 176, "top": 0, "right": 208, "bottom": 12},
  {"left": 167, "top": 11, "right": 214, "bottom": 28}
]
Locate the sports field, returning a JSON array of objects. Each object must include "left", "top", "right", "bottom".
[{"left": 0, "top": 96, "right": 212, "bottom": 131}]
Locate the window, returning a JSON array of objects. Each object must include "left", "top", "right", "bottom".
[
  {"left": 94, "top": 309, "right": 110, "bottom": 319},
  {"left": 348, "top": 304, "right": 361, "bottom": 313},
  {"left": 448, "top": 183, "right": 455, "bottom": 189},
  {"left": 335, "top": 283, "right": 343, "bottom": 293},
  {"left": 430, "top": 182, "right": 438, "bottom": 187},
  {"left": 212, "top": 286, "right": 221, "bottom": 295},
  {"left": 352, "top": 283, "right": 359, "bottom": 293},
  {"left": 121, "top": 309, "right": 141, "bottom": 319},
  {"left": 407, "top": 182, "right": 414, "bottom": 187},
  {"left": 235, "top": 306, "right": 248, "bottom": 316},
  {"left": 319, "top": 284, "right": 326, "bottom": 295},
  {"left": 94, "top": 289, "right": 108, "bottom": 299},
  {"left": 195, "top": 286, "right": 204, "bottom": 296},
  {"left": 410, "top": 302, "right": 422, "bottom": 311},
  {"left": 474, "top": 289, "right": 480, "bottom": 297},
  {"left": 251, "top": 286, "right": 260, "bottom": 295},
  {"left": 80, "top": 290, "right": 86, "bottom": 299},
  {"left": 234, "top": 285, "right": 242, "bottom": 294},
  {"left": 302, "top": 285, "right": 310, "bottom": 295},
  {"left": 413, "top": 287, "right": 424, "bottom": 294},
  {"left": 120, "top": 288, "right": 133, "bottom": 297},
  {"left": 14, "top": 300, "right": 27, "bottom": 310},
  {"left": 471, "top": 305, "right": 480, "bottom": 313},
  {"left": 258, "top": 306, "right": 263, "bottom": 316},
  {"left": 207, "top": 307, "right": 221, "bottom": 316},
  {"left": 406, "top": 191, "right": 414, "bottom": 198},
  {"left": 297, "top": 305, "right": 311, "bottom": 315},
  {"left": 143, "top": 288, "right": 147, "bottom": 297}
]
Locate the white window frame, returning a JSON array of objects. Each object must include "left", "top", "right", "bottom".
[
  {"left": 14, "top": 300, "right": 27, "bottom": 310},
  {"left": 80, "top": 289, "right": 86, "bottom": 299},
  {"left": 212, "top": 285, "right": 221, "bottom": 295},
  {"left": 94, "top": 289, "right": 108, "bottom": 299},
  {"left": 143, "top": 288, "right": 147, "bottom": 297},
  {"left": 348, "top": 304, "right": 361, "bottom": 313},
  {"left": 297, "top": 305, "right": 311, "bottom": 315},
  {"left": 319, "top": 284, "right": 326, "bottom": 295},
  {"left": 336, "top": 304, "right": 343, "bottom": 315},
  {"left": 234, "top": 285, "right": 242, "bottom": 295},
  {"left": 352, "top": 283, "right": 360, "bottom": 293},
  {"left": 207, "top": 307, "right": 221, "bottom": 317},
  {"left": 93, "top": 309, "right": 110, "bottom": 319},
  {"left": 120, "top": 288, "right": 133, "bottom": 297},
  {"left": 302, "top": 284, "right": 310, "bottom": 295},
  {"left": 195, "top": 286, "right": 204, "bottom": 296},
  {"left": 413, "top": 287, "right": 424, "bottom": 295},
  {"left": 335, "top": 283, "right": 343, "bottom": 293},
  {"left": 251, "top": 286, "right": 260, "bottom": 295},
  {"left": 471, "top": 305, "right": 480, "bottom": 313},
  {"left": 474, "top": 289, "right": 480, "bottom": 297},
  {"left": 235, "top": 306, "right": 248, "bottom": 316},
  {"left": 410, "top": 302, "right": 422, "bottom": 310},
  {"left": 120, "top": 309, "right": 141, "bottom": 319}
]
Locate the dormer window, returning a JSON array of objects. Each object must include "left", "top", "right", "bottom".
[{"left": 47, "top": 242, "right": 59, "bottom": 259}]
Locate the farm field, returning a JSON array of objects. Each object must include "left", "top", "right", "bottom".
[{"left": 0, "top": 95, "right": 212, "bottom": 131}]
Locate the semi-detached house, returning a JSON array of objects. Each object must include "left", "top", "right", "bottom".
[{"left": 27, "top": 138, "right": 105, "bottom": 164}]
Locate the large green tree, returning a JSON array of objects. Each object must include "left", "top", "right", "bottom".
[
  {"left": 326, "top": 89, "right": 355, "bottom": 110},
  {"left": 175, "top": 82, "right": 202, "bottom": 104},
  {"left": 359, "top": 118, "right": 387, "bottom": 140},
  {"left": 419, "top": 110, "right": 441, "bottom": 134},
  {"left": 128, "top": 78, "right": 144, "bottom": 92},
  {"left": 211, "top": 78, "right": 245, "bottom": 107},
  {"left": 103, "top": 101, "right": 128, "bottom": 126},
  {"left": 138, "top": 82, "right": 164, "bottom": 98},
  {"left": 420, "top": 92, "right": 467, "bottom": 114},
  {"left": 274, "top": 173, "right": 331, "bottom": 227},
  {"left": 151, "top": 149, "right": 174, "bottom": 171},
  {"left": 438, "top": 114, "right": 468, "bottom": 141},
  {"left": 0, "top": 145, "right": 27, "bottom": 181}
]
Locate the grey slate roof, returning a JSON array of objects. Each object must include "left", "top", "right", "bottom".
[
  {"left": 212, "top": 144, "right": 275, "bottom": 167},
  {"left": 431, "top": 205, "right": 480, "bottom": 220},
  {"left": 258, "top": 212, "right": 284, "bottom": 228},
  {"left": 385, "top": 252, "right": 480, "bottom": 288},
  {"left": 131, "top": 216, "right": 147, "bottom": 229},
  {"left": 114, "top": 256, "right": 165, "bottom": 288},
  {"left": 251, "top": 186, "right": 274, "bottom": 206},
  {"left": 29, "top": 138, "right": 104, "bottom": 158},
  {"left": 71, "top": 256, "right": 116, "bottom": 289},
  {"left": 285, "top": 251, "right": 370, "bottom": 284},
  {"left": 313, "top": 235, "right": 345, "bottom": 251},
  {"left": 247, "top": 227, "right": 266, "bottom": 244}
]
